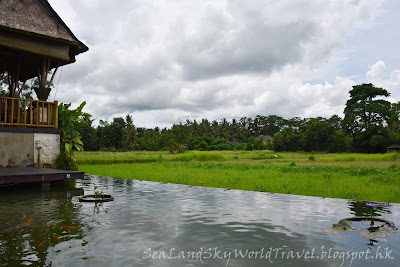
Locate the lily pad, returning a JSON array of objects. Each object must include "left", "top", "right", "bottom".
[
  {"left": 324, "top": 220, "right": 360, "bottom": 234},
  {"left": 323, "top": 217, "right": 397, "bottom": 240}
]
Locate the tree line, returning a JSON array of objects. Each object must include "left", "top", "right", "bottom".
[{"left": 78, "top": 84, "right": 400, "bottom": 154}]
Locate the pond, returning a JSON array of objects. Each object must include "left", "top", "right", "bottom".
[{"left": 0, "top": 175, "right": 399, "bottom": 266}]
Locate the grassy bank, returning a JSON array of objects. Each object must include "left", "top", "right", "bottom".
[{"left": 77, "top": 151, "right": 400, "bottom": 203}]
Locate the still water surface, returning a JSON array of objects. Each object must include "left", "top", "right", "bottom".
[{"left": 0, "top": 175, "right": 399, "bottom": 266}]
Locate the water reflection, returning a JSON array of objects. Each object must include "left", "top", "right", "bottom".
[
  {"left": 1, "top": 176, "right": 399, "bottom": 266},
  {"left": 0, "top": 182, "right": 85, "bottom": 266},
  {"left": 348, "top": 200, "right": 392, "bottom": 217}
]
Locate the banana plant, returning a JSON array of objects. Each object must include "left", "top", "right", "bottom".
[{"left": 58, "top": 101, "right": 87, "bottom": 169}]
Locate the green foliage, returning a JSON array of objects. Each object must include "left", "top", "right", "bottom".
[
  {"left": 329, "top": 131, "right": 352, "bottom": 153},
  {"left": 246, "top": 136, "right": 266, "bottom": 150},
  {"left": 273, "top": 127, "right": 300, "bottom": 151},
  {"left": 82, "top": 113, "right": 343, "bottom": 152},
  {"left": 319, "top": 153, "right": 400, "bottom": 162},
  {"left": 388, "top": 131, "right": 400, "bottom": 144},
  {"left": 174, "top": 152, "right": 226, "bottom": 162},
  {"left": 301, "top": 119, "right": 335, "bottom": 152},
  {"left": 209, "top": 138, "right": 232, "bottom": 150},
  {"left": 342, "top": 83, "right": 392, "bottom": 153},
  {"left": 55, "top": 148, "right": 77, "bottom": 170},
  {"left": 389, "top": 101, "right": 400, "bottom": 132},
  {"left": 93, "top": 185, "right": 104, "bottom": 199},
  {"left": 78, "top": 113, "right": 98, "bottom": 151},
  {"left": 187, "top": 137, "right": 209, "bottom": 151},
  {"left": 123, "top": 114, "right": 139, "bottom": 150},
  {"left": 155, "top": 154, "right": 164, "bottom": 163},
  {"left": 58, "top": 101, "right": 87, "bottom": 170},
  {"left": 110, "top": 117, "right": 126, "bottom": 149}
]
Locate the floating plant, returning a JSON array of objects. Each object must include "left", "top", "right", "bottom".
[
  {"left": 79, "top": 184, "right": 114, "bottom": 202},
  {"left": 323, "top": 202, "right": 398, "bottom": 241},
  {"left": 366, "top": 202, "right": 378, "bottom": 227}
]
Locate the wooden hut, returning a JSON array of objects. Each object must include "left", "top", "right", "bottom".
[
  {"left": 0, "top": 0, "right": 88, "bottom": 168},
  {"left": 387, "top": 144, "right": 400, "bottom": 153}
]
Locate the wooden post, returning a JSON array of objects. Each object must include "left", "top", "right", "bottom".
[
  {"left": 5, "top": 99, "right": 7, "bottom": 123},
  {"left": 23, "top": 99, "right": 27, "bottom": 125},
  {"left": 30, "top": 101, "right": 33, "bottom": 126},
  {"left": 10, "top": 98, "right": 14, "bottom": 125},
  {"left": 36, "top": 101, "right": 39, "bottom": 126},
  {"left": 46, "top": 102, "right": 49, "bottom": 125},
  {"left": 41, "top": 102, "right": 44, "bottom": 124},
  {"left": 17, "top": 99, "right": 20, "bottom": 124},
  {"left": 54, "top": 101, "right": 58, "bottom": 128}
]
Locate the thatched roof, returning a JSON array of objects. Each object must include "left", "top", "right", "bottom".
[
  {"left": 0, "top": 0, "right": 87, "bottom": 54},
  {"left": 0, "top": 0, "right": 88, "bottom": 81},
  {"left": 387, "top": 144, "right": 400, "bottom": 149}
]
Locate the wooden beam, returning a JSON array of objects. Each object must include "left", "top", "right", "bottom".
[{"left": 0, "top": 32, "right": 71, "bottom": 61}]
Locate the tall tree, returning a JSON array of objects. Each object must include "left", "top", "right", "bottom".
[
  {"left": 78, "top": 113, "right": 98, "bottom": 151},
  {"left": 328, "top": 115, "right": 342, "bottom": 131},
  {"left": 388, "top": 101, "right": 400, "bottom": 144},
  {"left": 389, "top": 101, "right": 400, "bottom": 133},
  {"left": 286, "top": 116, "right": 303, "bottom": 130},
  {"left": 342, "top": 83, "right": 391, "bottom": 152},
  {"left": 123, "top": 114, "right": 138, "bottom": 150},
  {"left": 108, "top": 117, "right": 126, "bottom": 150},
  {"left": 260, "top": 115, "right": 286, "bottom": 136}
]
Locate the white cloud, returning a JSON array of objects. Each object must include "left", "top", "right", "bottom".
[
  {"left": 366, "top": 61, "right": 400, "bottom": 100},
  {"left": 46, "top": 0, "right": 399, "bottom": 128}
]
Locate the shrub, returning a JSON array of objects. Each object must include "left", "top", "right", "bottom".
[
  {"left": 175, "top": 152, "right": 225, "bottom": 162},
  {"left": 55, "top": 149, "right": 77, "bottom": 171}
]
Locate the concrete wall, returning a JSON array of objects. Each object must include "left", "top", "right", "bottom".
[
  {"left": 0, "top": 131, "right": 60, "bottom": 168},
  {"left": 0, "top": 132, "right": 34, "bottom": 167}
]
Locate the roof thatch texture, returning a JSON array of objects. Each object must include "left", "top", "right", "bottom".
[{"left": 0, "top": 0, "right": 87, "bottom": 53}]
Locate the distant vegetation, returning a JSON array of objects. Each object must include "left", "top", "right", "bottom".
[{"left": 78, "top": 84, "right": 400, "bottom": 154}]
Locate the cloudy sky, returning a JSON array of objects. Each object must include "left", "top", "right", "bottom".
[{"left": 47, "top": 0, "right": 400, "bottom": 128}]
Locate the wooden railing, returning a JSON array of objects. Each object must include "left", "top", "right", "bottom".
[{"left": 0, "top": 96, "right": 58, "bottom": 128}]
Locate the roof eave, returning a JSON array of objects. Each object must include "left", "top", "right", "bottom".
[
  {"left": 0, "top": 25, "right": 88, "bottom": 58},
  {"left": 37, "top": 0, "right": 88, "bottom": 55}
]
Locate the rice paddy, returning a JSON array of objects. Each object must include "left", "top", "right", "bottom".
[{"left": 76, "top": 151, "right": 400, "bottom": 203}]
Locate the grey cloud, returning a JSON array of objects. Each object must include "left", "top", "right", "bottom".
[
  {"left": 46, "top": 0, "right": 395, "bottom": 128},
  {"left": 175, "top": 11, "right": 317, "bottom": 80}
]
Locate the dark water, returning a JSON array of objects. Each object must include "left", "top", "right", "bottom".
[{"left": 0, "top": 175, "right": 399, "bottom": 267}]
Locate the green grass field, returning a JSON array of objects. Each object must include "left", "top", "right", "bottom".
[{"left": 76, "top": 150, "right": 400, "bottom": 203}]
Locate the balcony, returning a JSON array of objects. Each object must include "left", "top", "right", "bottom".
[{"left": 0, "top": 96, "right": 58, "bottom": 128}]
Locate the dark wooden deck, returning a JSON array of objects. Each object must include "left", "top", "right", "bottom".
[{"left": 0, "top": 167, "right": 84, "bottom": 185}]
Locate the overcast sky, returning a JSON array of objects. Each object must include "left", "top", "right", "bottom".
[{"left": 47, "top": 0, "right": 400, "bottom": 128}]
